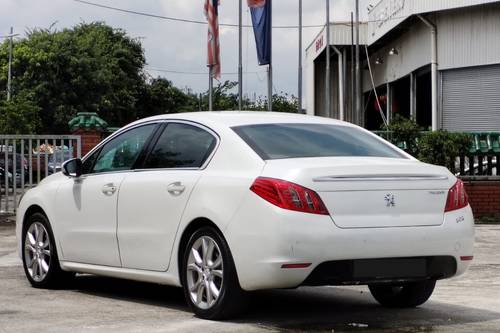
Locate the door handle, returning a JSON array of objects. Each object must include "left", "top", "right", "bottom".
[
  {"left": 167, "top": 182, "right": 186, "bottom": 196},
  {"left": 102, "top": 183, "right": 117, "bottom": 196}
]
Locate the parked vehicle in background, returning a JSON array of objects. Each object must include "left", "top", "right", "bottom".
[
  {"left": 0, "top": 167, "right": 14, "bottom": 186},
  {"left": 0, "top": 153, "right": 28, "bottom": 187},
  {"left": 48, "top": 149, "right": 74, "bottom": 175},
  {"left": 16, "top": 112, "right": 475, "bottom": 320}
]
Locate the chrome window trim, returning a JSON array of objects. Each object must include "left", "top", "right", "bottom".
[{"left": 81, "top": 119, "right": 220, "bottom": 177}]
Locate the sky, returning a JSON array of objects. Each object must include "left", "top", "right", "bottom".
[{"left": 1, "top": 0, "right": 370, "bottom": 101}]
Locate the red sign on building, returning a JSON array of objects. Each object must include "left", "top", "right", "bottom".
[{"left": 315, "top": 35, "right": 324, "bottom": 53}]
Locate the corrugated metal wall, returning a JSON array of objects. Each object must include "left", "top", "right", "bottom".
[
  {"left": 368, "top": 0, "right": 500, "bottom": 43},
  {"left": 328, "top": 23, "right": 367, "bottom": 46},
  {"left": 442, "top": 65, "right": 500, "bottom": 131},
  {"left": 364, "top": 2, "right": 500, "bottom": 92},
  {"left": 438, "top": 3, "right": 500, "bottom": 70}
]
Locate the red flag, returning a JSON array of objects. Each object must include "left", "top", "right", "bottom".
[{"left": 204, "top": 0, "right": 221, "bottom": 79}]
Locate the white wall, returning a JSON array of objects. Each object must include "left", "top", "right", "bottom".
[{"left": 363, "top": 19, "right": 431, "bottom": 92}]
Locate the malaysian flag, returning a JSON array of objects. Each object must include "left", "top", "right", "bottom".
[
  {"left": 248, "top": 0, "right": 272, "bottom": 66},
  {"left": 204, "top": 0, "right": 221, "bottom": 79}
]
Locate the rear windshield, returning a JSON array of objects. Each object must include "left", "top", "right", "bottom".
[{"left": 233, "top": 123, "right": 405, "bottom": 160}]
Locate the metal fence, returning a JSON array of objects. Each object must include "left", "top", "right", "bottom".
[
  {"left": 456, "top": 154, "right": 499, "bottom": 178},
  {"left": 0, "top": 135, "right": 81, "bottom": 214}
]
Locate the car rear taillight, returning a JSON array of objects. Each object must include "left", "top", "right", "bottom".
[
  {"left": 445, "top": 180, "right": 469, "bottom": 212},
  {"left": 250, "top": 177, "right": 329, "bottom": 215}
]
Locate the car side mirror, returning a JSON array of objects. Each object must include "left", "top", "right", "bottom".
[{"left": 62, "top": 158, "right": 83, "bottom": 178}]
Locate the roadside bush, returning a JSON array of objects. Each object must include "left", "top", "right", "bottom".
[
  {"left": 384, "top": 115, "right": 422, "bottom": 157},
  {"left": 418, "top": 131, "right": 472, "bottom": 171}
]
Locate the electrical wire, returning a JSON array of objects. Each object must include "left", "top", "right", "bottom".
[
  {"left": 146, "top": 66, "right": 264, "bottom": 76},
  {"left": 73, "top": 0, "right": 415, "bottom": 28},
  {"left": 72, "top": 0, "right": 325, "bottom": 29},
  {"left": 364, "top": 44, "right": 388, "bottom": 127}
]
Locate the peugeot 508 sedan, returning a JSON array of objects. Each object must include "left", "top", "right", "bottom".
[{"left": 17, "top": 112, "right": 474, "bottom": 319}]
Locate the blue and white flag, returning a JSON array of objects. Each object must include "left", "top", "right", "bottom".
[{"left": 248, "top": 0, "right": 272, "bottom": 66}]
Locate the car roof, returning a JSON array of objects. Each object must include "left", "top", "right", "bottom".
[{"left": 130, "top": 111, "right": 353, "bottom": 129}]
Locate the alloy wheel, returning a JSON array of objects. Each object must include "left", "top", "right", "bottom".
[
  {"left": 186, "top": 236, "right": 224, "bottom": 310},
  {"left": 24, "top": 222, "right": 51, "bottom": 282}
]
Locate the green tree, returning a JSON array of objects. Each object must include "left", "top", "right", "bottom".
[
  {"left": 247, "top": 92, "right": 299, "bottom": 113},
  {"left": 0, "top": 21, "right": 302, "bottom": 134},
  {"left": 0, "top": 22, "right": 146, "bottom": 133},
  {"left": 0, "top": 95, "right": 41, "bottom": 134},
  {"left": 137, "top": 78, "right": 198, "bottom": 118},
  {"left": 271, "top": 93, "right": 299, "bottom": 113},
  {"left": 213, "top": 81, "right": 239, "bottom": 110}
]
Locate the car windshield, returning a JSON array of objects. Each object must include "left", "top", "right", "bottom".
[{"left": 232, "top": 123, "right": 405, "bottom": 160}]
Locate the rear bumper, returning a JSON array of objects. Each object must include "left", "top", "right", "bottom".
[
  {"left": 225, "top": 194, "right": 475, "bottom": 291},
  {"left": 303, "top": 256, "right": 457, "bottom": 286}
]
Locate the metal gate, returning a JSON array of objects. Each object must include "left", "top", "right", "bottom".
[
  {"left": 0, "top": 135, "right": 81, "bottom": 214},
  {"left": 442, "top": 64, "right": 500, "bottom": 131}
]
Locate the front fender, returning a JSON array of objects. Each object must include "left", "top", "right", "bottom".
[{"left": 16, "top": 174, "right": 65, "bottom": 260}]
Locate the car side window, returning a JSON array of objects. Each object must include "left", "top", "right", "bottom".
[
  {"left": 143, "top": 123, "right": 217, "bottom": 169},
  {"left": 90, "top": 124, "right": 156, "bottom": 174}
]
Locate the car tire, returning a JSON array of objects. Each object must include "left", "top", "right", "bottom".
[
  {"left": 181, "top": 227, "right": 245, "bottom": 320},
  {"left": 369, "top": 280, "right": 436, "bottom": 308},
  {"left": 22, "top": 212, "right": 74, "bottom": 289}
]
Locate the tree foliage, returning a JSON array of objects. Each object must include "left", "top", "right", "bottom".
[
  {"left": 137, "top": 78, "right": 198, "bottom": 118},
  {"left": 0, "top": 22, "right": 299, "bottom": 134},
  {"left": 0, "top": 22, "right": 145, "bottom": 133},
  {"left": 0, "top": 95, "right": 41, "bottom": 134},
  {"left": 379, "top": 116, "right": 473, "bottom": 171},
  {"left": 384, "top": 115, "right": 422, "bottom": 156},
  {"left": 419, "top": 131, "right": 472, "bottom": 171}
]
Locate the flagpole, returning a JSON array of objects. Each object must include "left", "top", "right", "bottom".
[
  {"left": 355, "top": 0, "right": 361, "bottom": 126},
  {"left": 325, "top": 0, "right": 331, "bottom": 118},
  {"left": 267, "top": 0, "right": 273, "bottom": 112},
  {"left": 350, "top": 12, "right": 354, "bottom": 123},
  {"left": 209, "top": 66, "right": 214, "bottom": 111},
  {"left": 298, "top": 0, "right": 303, "bottom": 114},
  {"left": 7, "top": 27, "right": 14, "bottom": 102},
  {"left": 238, "top": 0, "right": 243, "bottom": 110}
]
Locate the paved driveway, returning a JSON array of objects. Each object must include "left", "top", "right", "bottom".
[{"left": 1, "top": 219, "right": 499, "bottom": 332}]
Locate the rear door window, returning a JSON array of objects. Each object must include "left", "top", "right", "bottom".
[{"left": 143, "top": 123, "right": 217, "bottom": 169}]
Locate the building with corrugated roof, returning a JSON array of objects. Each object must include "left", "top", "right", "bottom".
[{"left": 306, "top": 0, "right": 500, "bottom": 132}]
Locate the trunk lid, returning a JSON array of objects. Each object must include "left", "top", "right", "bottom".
[{"left": 261, "top": 157, "right": 454, "bottom": 228}]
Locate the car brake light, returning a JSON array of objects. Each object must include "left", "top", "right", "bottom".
[
  {"left": 250, "top": 177, "right": 329, "bottom": 215},
  {"left": 445, "top": 180, "right": 469, "bottom": 212}
]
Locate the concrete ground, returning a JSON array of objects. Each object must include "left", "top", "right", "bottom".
[{"left": 1, "top": 218, "right": 499, "bottom": 333}]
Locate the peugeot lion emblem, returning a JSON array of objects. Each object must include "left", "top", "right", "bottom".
[{"left": 384, "top": 194, "right": 396, "bottom": 207}]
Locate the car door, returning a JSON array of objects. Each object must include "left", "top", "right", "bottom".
[
  {"left": 55, "top": 123, "right": 157, "bottom": 267},
  {"left": 117, "top": 122, "right": 218, "bottom": 271}
]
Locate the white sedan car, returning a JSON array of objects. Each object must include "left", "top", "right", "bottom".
[{"left": 17, "top": 112, "right": 474, "bottom": 319}]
